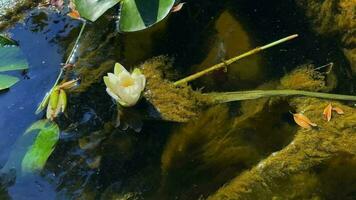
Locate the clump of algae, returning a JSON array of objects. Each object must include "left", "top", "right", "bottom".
[
  {"left": 296, "top": 0, "right": 356, "bottom": 73},
  {"left": 140, "top": 56, "right": 206, "bottom": 122},
  {"left": 279, "top": 64, "right": 327, "bottom": 91},
  {"left": 207, "top": 97, "right": 356, "bottom": 200},
  {"left": 157, "top": 63, "right": 356, "bottom": 199}
]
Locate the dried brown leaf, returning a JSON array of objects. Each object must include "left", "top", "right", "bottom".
[
  {"left": 293, "top": 113, "right": 317, "bottom": 129},
  {"left": 171, "top": 2, "right": 186, "bottom": 12},
  {"left": 332, "top": 106, "right": 344, "bottom": 115},
  {"left": 323, "top": 103, "right": 332, "bottom": 122}
]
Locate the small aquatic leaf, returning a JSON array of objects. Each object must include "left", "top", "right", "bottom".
[
  {"left": 46, "top": 88, "right": 68, "bottom": 120},
  {"left": 323, "top": 103, "right": 332, "bottom": 122},
  {"left": 171, "top": 2, "right": 186, "bottom": 12},
  {"left": 119, "top": 0, "right": 175, "bottom": 32},
  {"left": 292, "top": 113, "right": 317, "bottom": 129},
  {"left": 58, "top": 89, "right": 67, "bottom": 113},
  {"left": 0, "top": 74, "right": 19, "bottom": 90},
  {"left": 21, "top": 120, "right": 60, "bottom": 173},
  {"left": 73, "top": 0, "right": 120, "bottom": 22},
  {"left": 332, "top": 106, "right": 344, "bottom": 115}
]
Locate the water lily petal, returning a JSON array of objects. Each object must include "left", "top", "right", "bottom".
[
  {"left": 106, "top": 88, "right": 119, "bottom": 101},
  {"left": 114, "top": 62, "right": 127, "bottom": 75},
  {"left": 107, "top": 73, "right": 120, "bottom": 86},
  {"left": 132, "top": 73, "right": 146, "bottom": 91},
  {"left": 116, "top": 86, "right": 141, "bottom": 106}
]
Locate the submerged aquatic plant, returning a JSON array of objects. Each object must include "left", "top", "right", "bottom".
[{"left": 104, "top": 63, "right": 146, "bottom": 107}]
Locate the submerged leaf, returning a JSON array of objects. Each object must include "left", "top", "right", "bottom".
[
  {"left": 119, "top": 0, "right": 175, "bottom": 32},
  {"left": 0, "top": 74, "right": 19, "bottom": 90},
  {"left": 292, "top": 113, "right": 317, "bottom": 129},
  {"left": 323, "top": 103, "right": 332, "bottom": 122},
  {"left": 21, "top": 120, "right": 60, "bottom": 173}
]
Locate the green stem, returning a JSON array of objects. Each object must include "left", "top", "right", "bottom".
[
  {"left": 35, "top": 21, "right": 87, "bottom": 114},
  {"left": 174, "top": 34, "right": 298, "bottom": 86},
  {"left": 206, "top": 89, "right": 356, "bottom": 104}
]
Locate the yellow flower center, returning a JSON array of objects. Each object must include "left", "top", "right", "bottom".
[{"left": 120, "top": 77, "right": 135, "bottom": 87}]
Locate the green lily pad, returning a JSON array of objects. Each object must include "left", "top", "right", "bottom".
[
  {"left": 0, "top": 74, "right": 19, "bottom": 90},
  {"left": 73, "top": 0, "right": 120, "bottom": 22},
  {"left": 119, "top": 0, "right": 175, "bottom": 32},
  {"left": 0, "top": 46, "right": 29, "bottom": 72},
  {"left": 0, "top": 36, "right": 28, "bottom": 91},
  {"left": 21, "top": 120, "right": 60, "bottom": 173}
]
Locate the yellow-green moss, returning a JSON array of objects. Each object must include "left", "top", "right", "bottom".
[{"left": 141, "top": 56, "right": 205, "bottom": 122}]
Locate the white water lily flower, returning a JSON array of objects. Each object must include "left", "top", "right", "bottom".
[{"left": 103, "top": 63, "right": 146, "bottom": 107}]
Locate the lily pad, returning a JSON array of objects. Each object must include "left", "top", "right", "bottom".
[
  {"left": 0, "top": 74, "right": 19, "bottom": 90},
  {"left": 21, "top": 120, "right": 60, "bottom": 173},
  {"left": 0, "top": 35, "right": 28, "bottom": 91},
  {"left": 119, "top": 0, "right": 175, "bottom": 32},
  {"left": 73, "top": 0, "right": 120, "bottom": 22}
]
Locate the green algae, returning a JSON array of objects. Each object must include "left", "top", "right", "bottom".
[
  {"left": 296, "top": 0, "right": 356, "bottom": 74},
  {"left": 208, "top": 97, "right": 356, "bottom": 200}
]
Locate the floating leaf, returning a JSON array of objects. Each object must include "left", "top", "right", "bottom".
[
  {"left": 292, "top": 113, "right": 317, "bottom": 129},
  {"left": 332, "top": 106, "right": 344, "bottom": 115},
  {"left": 0, "top": 39, "right": 28, "bottom": 91},
  {"left": 119, "top": 0, "right": 175, "bottom": 32},
  {"left": 323, "top": 103, "right": 332, "bottom": 122},
  {"left": 0, "top": 74, "right": 19, "bottom": 90},
  {"left": 0, "top": 46, "right": 28, "bottom": 72},
  {"left": 21, "top": 120, "right": 60, "bottom": 173},
  {"left": 171, "top": 2, "right": 186, "bottom": 13},
  {"left": 73, "top": 0, "right": 120, "bottom": 22}
]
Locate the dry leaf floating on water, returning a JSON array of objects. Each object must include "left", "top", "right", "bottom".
[
  {"left": 332, "top": 106, "right": 344, "bottom": 115},
  {"left": 292, "top": 113, "right": 317, "bottom": 129},
  {"left": 323, "top": 103, "right": 332, "bottom": 122},
  {"left": 171, "top": 2, "right": 186, "bottom": 12}
]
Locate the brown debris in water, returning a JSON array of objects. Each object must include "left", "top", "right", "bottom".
[{"left": 140, "top": 56, "right": 206, "bottom": 122}]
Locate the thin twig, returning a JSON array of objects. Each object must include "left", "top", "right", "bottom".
[{"left": 174, "top": 34, "right": 299, "bottom": 86}]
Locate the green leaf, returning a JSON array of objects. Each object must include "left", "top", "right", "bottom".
[
  {"left": 21, "top": 120, "right": 60, "bottom": 173},
  {"left": 0, "top": 43, "right": 29, "bottom": 91},
  {"left": 0, "top": 34, "right": 18, "bottom": 46},
  {"left": 0, "top": 46, "right": 28, "bottom": 72},
  {"left": 119, "top": 0, "right": 175, "bottom": 32},
  {"left": 73, "top": 0, "right": 120, "bottom": 22},
  {"left": 0, "top": 74, "right": 19, "bottom": 90}
]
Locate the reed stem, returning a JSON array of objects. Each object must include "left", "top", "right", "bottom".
[
  {"left": 206, "top": 89, "right": 356, "bottom": 104},
  {"left": 174, "top": 34, "right": 298, "bottom": 86},
  {"left": 36, "top": 21, "right": 87, "bottom": 113}
]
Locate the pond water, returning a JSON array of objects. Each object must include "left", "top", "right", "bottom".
[{"left": 0, "top": 0, "right": 355, "bottom": 199}]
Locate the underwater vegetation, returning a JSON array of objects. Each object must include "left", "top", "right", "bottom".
[{"left": 0, "top": 0, "right": 355, "bottom": 199}]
